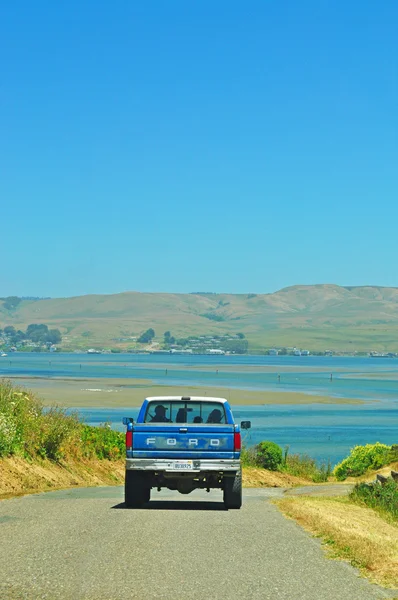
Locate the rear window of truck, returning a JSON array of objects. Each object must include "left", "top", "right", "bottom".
[{"left": 144, "top": 401, "right": 226, "bottom": 424}]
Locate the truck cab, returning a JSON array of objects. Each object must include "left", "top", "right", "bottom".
[{"left": 123, "top": 396, "right": 250, "bottom": 509}]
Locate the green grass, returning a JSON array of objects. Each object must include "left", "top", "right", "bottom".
[
  {"left": 281, "top": 451, "right": 332, "bottom": 482},
  {"left": 350, "top": 480, "right": 398, "bottom": 521}
]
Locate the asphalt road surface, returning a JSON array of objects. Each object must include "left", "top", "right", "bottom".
[{"left": 0, "top": 486, "right": 395, "bottom": 600}]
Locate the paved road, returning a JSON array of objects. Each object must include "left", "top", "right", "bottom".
[{"left": 0, "top": 486, "right": 395, "bottom": 600}]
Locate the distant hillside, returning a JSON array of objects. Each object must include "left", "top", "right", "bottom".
[{"left": 1, "top": 285, "right": 398, "bottom": 352}]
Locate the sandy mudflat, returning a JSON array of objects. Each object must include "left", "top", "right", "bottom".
[
  {"left": 339, "top": 371, "right": 398, "bottom": 380},
  {"left": 10, "top": 376, "right": 362, "bottom": 407}
]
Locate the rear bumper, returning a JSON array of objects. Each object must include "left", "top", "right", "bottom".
[{"left": 125, "top": 458, "right": 240, "bottom": 473}]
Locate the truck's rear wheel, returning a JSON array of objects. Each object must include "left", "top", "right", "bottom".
[
  {"left": 125, "top": 471, "right": 150, "bottom": 508},
  {"left": 223, "top": 469, "right": 242, "bottom": 509}
]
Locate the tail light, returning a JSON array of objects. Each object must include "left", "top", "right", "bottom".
[
  {"left": 126, "top": 429, "right": 133, "bottom": 451},
  {"left": 234, "top": 431, "right": 241, "bottom": 451}
]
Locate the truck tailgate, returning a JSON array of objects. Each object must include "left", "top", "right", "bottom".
[{"left": 131, "top": 424, "right": 235, "bottom": 459}]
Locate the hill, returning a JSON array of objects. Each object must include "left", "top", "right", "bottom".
[{"left": 1, "top": 284, "right": 398, "bottom": 352}]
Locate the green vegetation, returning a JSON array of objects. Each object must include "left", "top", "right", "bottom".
[
  {"left": 223, "top": 338, "right": 248, "bottom": 353},
  {"left": 80, "top": 424, "right": 124, "bottom": 460},
  {"left": 241, "top": 441, "right": 331, "bottom": 482},
  {"left": 26, "top": 324, "right": 61, "bottom": 344},
  {"left": 281, "top": 451, "right": 332, "bottom": 482},
  {"left": 0, "top": 379, "right": 80, "bottom": 460},
  {"left": 2, "top": 296, "right": 22, "bottom": 310},
  {"left": 164, "top": 330, "right": 175, "bottom": 345},
  {"left": 0, "top": 323, "right": 62, "bottom": 348},
  {"left": 334, "top": 443, "right": 395, "bottom": 480},
  {"left": 201, "top": 312, "right": 225, "bottom": 322},
  {"left": 137, "top": 328, "right": 155, "bottom": 343},
  {"left": 0, "top": 379, "right": 124, "bottom": 462},
  {"left": 351, "top": 480, "right": 398, "bottom": 521},
  {"left": 254, "top": 441, "right": 283, "bottom": 470}
]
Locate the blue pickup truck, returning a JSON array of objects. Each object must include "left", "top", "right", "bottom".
[{"left": 122, "top": 396, "right": 251, "bottom": 509}]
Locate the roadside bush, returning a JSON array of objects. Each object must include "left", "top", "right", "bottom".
[
  {"left": 350, "top": 480, "right": 398, "bottom": 521},
  {"left": 334, "top": 443, "right": 392, "bottom": 481},
  {"left": 34, "top": 407, "right": 81, "bottom": 461},
  {"left": 80, "top": 424, "right": 124, "bottom": 460},
  {"left": 255, "top": 441, "right": 283, "bottom": 471},
  {"left": 0, "top": 379, "right": 123, "bottom": 463},
  {"left": 0, "top": 379, "right": 43, "bottom": 457},
  {"left": 0, "top": 412, "right": 17, "bottom": 456}
]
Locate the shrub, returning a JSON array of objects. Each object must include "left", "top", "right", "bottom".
[
  {"left": 334, "top": 443, "right": 392, "bottom": 481},
  {"left": 255, "top": 441, "right": 282, "bottom": 470},
  {"left": 200, "top": 313, "right": 225, "bottom": 322},
  {"left": 0, "top": 379, "right": 43, "bottom": 457},
  {"left": 80, "top": 424, "right": 125, "bottom": 460},
  {"left": 0, "top": 413, "right": 17, "bottom": 456},
  {"left": 350, "top": 480, "right": 398, "bottom": 521},
  {"left": 34, "top": 407, "right": 81, "bottom": 461}
]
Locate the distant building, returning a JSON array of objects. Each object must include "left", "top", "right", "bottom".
[
  {"left": 268, "top": 349, "right": 279, "bottom": 356},
  {"left": 206, "top": 349, "right": 225, "bottom": 355}
]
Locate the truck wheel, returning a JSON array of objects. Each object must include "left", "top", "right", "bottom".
[
  {"left": 125, "top": 471, "right": 150, "bottom": 508},
  {"left": 223, "top": 469, "right": 242, "bottom": 509},
  {"left": 143, "top": 487, "right": 151, "bottom": 503}
]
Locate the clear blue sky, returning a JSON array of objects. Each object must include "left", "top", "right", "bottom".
[{"left": 1, "top": 1, "right": 397, "bottom": 297}]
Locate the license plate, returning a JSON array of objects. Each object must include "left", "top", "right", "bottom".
[{"left": 172, "top": 461, "right": 193, "bottom": 470}]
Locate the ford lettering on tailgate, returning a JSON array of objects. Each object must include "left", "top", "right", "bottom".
[
  {"left": 146, "top": 437, "right": 222, "bottom": 447},
  {"left": 137, "top": 434, "right": 232, "bottom": 450}
]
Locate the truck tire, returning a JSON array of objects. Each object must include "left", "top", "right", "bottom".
[
  {"left": 125, "top": 471, "right": 150, "bottom": 508},
  {"left": 223, "top": 469, "right": 242, "bottom": 509}
]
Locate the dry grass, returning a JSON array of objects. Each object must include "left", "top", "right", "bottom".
[
  {"left": 345, "top": 461, "right": 398, "bottom": 483},
  {"left": 276, "top": 495, "right": 398, "bottom": 588},
  {"left": 242, "top": 466, "right": 309, "bottom": 487},
  {"left": 0, "top": 456, "right": 124, "bottom": 499}
]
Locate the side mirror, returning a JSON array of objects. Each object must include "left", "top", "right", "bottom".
[
  {"left": 241, "top": 420, "right": 251, "bottom": 430},
  {"left": 122, "top": 417, "right": 134, "bottom": 425}
]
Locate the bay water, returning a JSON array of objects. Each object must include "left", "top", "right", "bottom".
[{"left": 1, "top": 353, "right": 397, "bottom": 465}]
